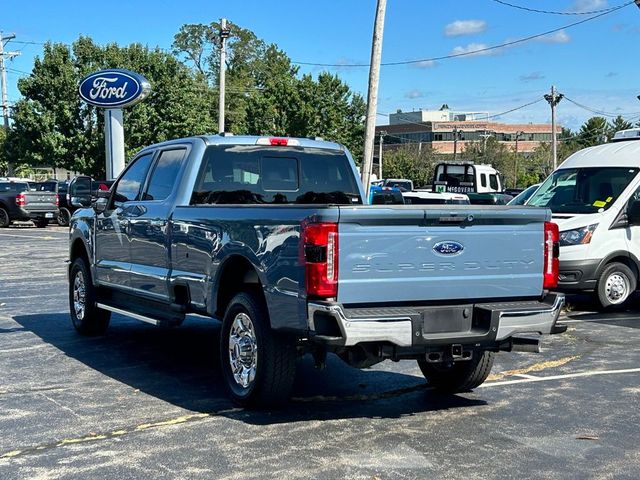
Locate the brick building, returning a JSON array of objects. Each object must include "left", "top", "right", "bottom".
[{"left": 377, "top": 108, "right": 562, "bottom": 155}]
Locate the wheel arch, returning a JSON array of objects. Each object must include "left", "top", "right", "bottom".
[
  {"left": 213, "top": 255, "right": 266, "bottom": 319},
  {"left": 595, "top": 251, "right": 639, "bottom": 285}
]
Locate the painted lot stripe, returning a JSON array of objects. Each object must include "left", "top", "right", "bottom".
[
  {"left": 480, "top": 367, "right": 640, "bottom": 388},
  {"left": 0, "top": 233, "right": 62, "bottom": 240},
  {"left": 561, "top": 317, "right": 640, "bottom": 324}
]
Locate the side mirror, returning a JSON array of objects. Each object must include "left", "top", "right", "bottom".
[
  {"left": 70, "top": 196, "right": 91, "bottom": 208},
  {"left": 627, "top": 200, "right": 640, "bottom": 226},
  {"left": 93, "top": 197, "right": 108, "bottom": 214}
]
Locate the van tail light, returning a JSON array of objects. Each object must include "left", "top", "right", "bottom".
[
  {"left": 55, "top": 194, "right": 60, "bottom": 207},
  {"left": 543, "top": 221, "right": 560, "bottom": 289},
  {"left": 300, "top": 221, "right": 338, "bottom": 298},
  {"left": 16, "top": 193, "right": 26, "bottom": 207}
]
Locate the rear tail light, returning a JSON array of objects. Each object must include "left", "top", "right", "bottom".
[
  {"left": 543, "top": 221, "right": 560, "bottom": 289},
  {"left": 16, "top": 193, "right": 26, "bottom": 207},
  {"left": 55, "top": 194, "right": 59, "bottom": 207},
  {"left": 300, "top": 221, "right": 338, "bottom": 298}
]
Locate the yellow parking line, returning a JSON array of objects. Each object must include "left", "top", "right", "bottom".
[
  {"left": 482, "top": 367, "right": 640, "bottom": 388},
  {"left": 486, "top": 355, "right": 580, "bottom": 382}
]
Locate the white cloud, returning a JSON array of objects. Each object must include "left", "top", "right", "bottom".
[
  {"left": 567, "top": 0, "right": 608, "bottom": 13},
  {"left": 444, "top": 20, "right": 487, "bottom": 37},
  {"left": 519, "top": 72, "right": 545, "bottom": 82},
  {"left": 536, "top": 30, "right": 571, "bottom": 44},
  {"left": 414, "top": 60, "right": 436, "bottom": 68},
  {"left": 405, "top": 89, "right": 425, "bottom": 99},
  {"left": 450, "top": 43, "right": 493, "bottom": 57}
]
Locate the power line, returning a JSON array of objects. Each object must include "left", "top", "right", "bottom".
[
  {"left": 292, "top": 2, "right": 633, "bottom": 67},
  {"left": 490, "top": 0, "right": 632, "bottom": 16},
  {"left": 563, "top": 96, "right": 640, "bottom": 118}
]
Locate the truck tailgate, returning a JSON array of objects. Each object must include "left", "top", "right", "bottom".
[
  {"left": 337, "top": 206, "right": 549, "bottom": 304},
  {"left": 23, "top": 192, "right": 58, "bottom": 212}
]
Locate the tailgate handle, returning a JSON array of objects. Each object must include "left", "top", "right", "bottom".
[{"left": 438, "top": 214, "right": 474, "bottom": 224}]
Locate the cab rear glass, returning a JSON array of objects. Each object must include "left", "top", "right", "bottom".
[{"left": 191, "top": 145, "right": 362, "bottom": 205}]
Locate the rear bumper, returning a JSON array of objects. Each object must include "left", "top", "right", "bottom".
[
  {"left": 17, "top": 207, "right": 59, "bottom": 220},
  {"left": 307, "top": 293, "right": 565, "bottom": 348}
]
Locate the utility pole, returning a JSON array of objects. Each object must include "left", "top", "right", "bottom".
[
  {"left": 479, "top": 131, "right": 492, "bottom": 156},
  {"left": 218, "top": 19, "right": 230, "bottom": 134},
  {"left": 378, "top": 130, "right": 386, "bottom": 179},
  {"left": 513, "top": 130, "right": 524, "bottom": 188},
  {"left": 0, "top": 32, "right": 20, "bottom": 176},
  {"left": 544, "top": 85, "right": 563, "bottom": 170},
  {"left": 361, "top": 0, "right": 387, "bottom": 197}
]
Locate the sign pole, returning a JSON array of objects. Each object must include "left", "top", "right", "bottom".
[{"left": 104, "top": 109, "right": 125, "bottom": 180}]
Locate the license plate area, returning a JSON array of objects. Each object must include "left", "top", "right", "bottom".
[
  {"left": 421, "top": 305, "right": 474, "bottom": 334},
  {"left": 45, "top": 213, "right": 54, "bottom": 218}
]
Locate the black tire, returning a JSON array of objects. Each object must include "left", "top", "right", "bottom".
[
  {"left": 418, "top": 350, "right": 495, "bottom": 393},
  {"left": 69, "top": 257, "right": 110, "bottom": 336},
  {"left": 57, "top": 208, "right": 71, "bottom": 227},
  {"left": 595, "top": 262, "right": 636, "bottom": 311},
  {"left": 34, "top": 219, "right": 48, "bottom": 228},
  {"left": 0, "top": 207, "right": 10, "bottom": 228},
  {"left": 219, "top": 291, "right": 296, "bottom": 408}
]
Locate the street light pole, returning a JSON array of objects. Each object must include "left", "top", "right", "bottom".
[
  {"left": 218, "top": 19, "right": 230, "bottom": 134},
  {"left": 378, "top": 130, "right": 386, "bottom": 179},
  {"left": 513, "top": 130, "right": 524, "bottom": 189},
  {"left": 453, "top": 128, "right": 463, "bottom": 161}
]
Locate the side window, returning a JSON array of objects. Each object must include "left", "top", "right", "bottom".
[
  {"left": 113, "top": 153, "right": 154, "bottom": 206},
  {"left": 489, "top": 174, "right": 499, "bottom": 191},
  {"left": 144, "top": 148, "right": 186, "bottom": 201},
  {"left": 480, "top": 173, "right": 487, "bottom": 188}
]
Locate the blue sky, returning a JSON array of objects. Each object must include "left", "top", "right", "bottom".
[{"left": 4, "top": 0, "right": 640, "bottom": 130}]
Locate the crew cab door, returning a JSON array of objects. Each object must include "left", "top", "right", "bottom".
[
  {"left": 128, "top": 146, "right": 188, "bottom": 300},
  {"left": 94, "top": 152, "right": 154, "bottom": 289}
]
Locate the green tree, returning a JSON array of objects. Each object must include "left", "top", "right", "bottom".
[
  {"left": 607, "top": 115, "right": 633, "bottom": 140},
  {"left": 577, "top": 116, "right": 608, "bottom": 148},
  {"left": 7, "top": 37, "right": 215, "bottom": 178},
  {"left": 381, "top": 144, "right": 440, "bottom": 187}
]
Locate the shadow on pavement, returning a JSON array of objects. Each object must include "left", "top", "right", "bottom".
[{"left": 12, "top": 312, "right": 487, "bottom": 423}]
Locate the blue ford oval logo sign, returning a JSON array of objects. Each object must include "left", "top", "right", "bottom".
[
  {"left": 433, "top": 241, "right": 464, "bottom": 256},
  {"left": 78, "top": 69, "right": 151, "bottom": 108}
]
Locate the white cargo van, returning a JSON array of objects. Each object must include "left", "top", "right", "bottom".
[{"left": 528, "top": 128, "right": 640, "bottom": 309}]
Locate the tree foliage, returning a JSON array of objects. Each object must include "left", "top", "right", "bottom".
[{"left": 7, "top": 37, "right": 214, "bottom": 178}]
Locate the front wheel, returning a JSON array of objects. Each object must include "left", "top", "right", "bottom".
[
  {"left": 219, "top": 291, "right": 296, "bottom": 408},
  {"left": 595, "top": 262, "right": 636, "bottom": 311},
  {"left": 418, "top": 350, "right": 495, "bottom": 393},
  {"left": 69, "top": 257, "right": 110, "bottom": 335}
]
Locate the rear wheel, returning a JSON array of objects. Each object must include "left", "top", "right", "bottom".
[
  {"left": 57, "top": 208, "right": 71, "bottom": 226},
  {"left": 69, "top": 257, "right": 110, "bottom": 335},
  {"left": 417, "top": 350, "right": 495, "bottom": 393},
  {"left": 219, "top": 291, "right": 296, "bottom": 408},
  {"left": 0, "top": 208, "right": 10, "bottom": 227},
  {"left": 595, "top": 262, "right": 636, "bottom": 311}
]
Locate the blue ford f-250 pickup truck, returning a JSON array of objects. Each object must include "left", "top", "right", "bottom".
[{"left": 68, "top": 134, "right": 565, "bottom": 407}]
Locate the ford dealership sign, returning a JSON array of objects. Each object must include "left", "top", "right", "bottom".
[{"left": 78, "top": 69, "right": 151, "bottom": 108}]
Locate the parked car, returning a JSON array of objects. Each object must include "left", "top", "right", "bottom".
[
  {"left": 68, "top": 134, "right": 564, "bottom": 407},
  {"left": 0, "top": 180, "right": 59, "bottom": 228},
  {"left": 381, "top": 178, "right": 414, "bottom": 192},
  {"left": 528, "top": 128, "right": 640, "bottom": 309},
  {"left": 507, "top": 184, "right": 541, "bottom": 206},
  {"left": 61, "top": 176, "right": 113, "bottom": 226}
]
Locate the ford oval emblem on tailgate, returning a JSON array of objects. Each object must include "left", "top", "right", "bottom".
[{"left": 433, "top": 241, "right": 464, "bottom": 256}]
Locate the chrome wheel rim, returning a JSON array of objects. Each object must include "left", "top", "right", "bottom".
[
  {"left": 605, "top": 272, "right": 629, "bottom": 304},
  {"left": 73, "top": 271, "right": 86, "bottom": 320},
  {"left": 228, "top": 312, "right": 258, "bottom": 389}
]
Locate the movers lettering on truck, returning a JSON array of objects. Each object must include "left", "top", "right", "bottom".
[{"left": 68, "top": 134, "right": 564, "bottom": 407}]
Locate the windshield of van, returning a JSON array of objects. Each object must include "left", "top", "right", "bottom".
[{"left": 528, "top": 167, "right": 638, "bottom": 213}]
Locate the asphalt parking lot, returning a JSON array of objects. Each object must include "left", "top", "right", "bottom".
[{"left": 1, "top": 225, "right": 640, "bottom": 479}]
